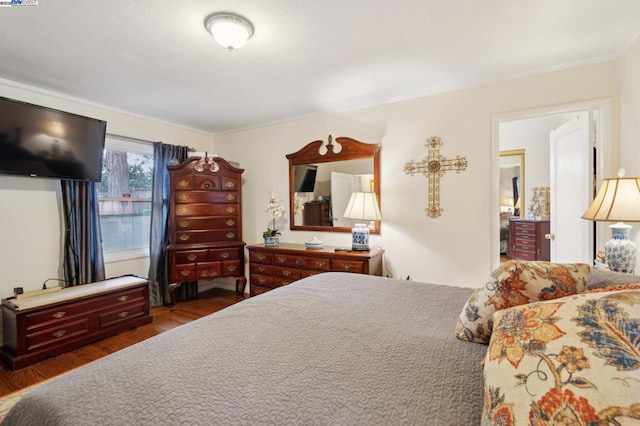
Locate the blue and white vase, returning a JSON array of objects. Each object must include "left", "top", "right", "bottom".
[
  {"left": 605, "top": 222, "right": 636, "bottom": 273},
  {"left": 264, "top": 236, "right": 279, "bottom": 247},
  {"left": 351, "top": 223, "right": 370, "bottom": 251}
]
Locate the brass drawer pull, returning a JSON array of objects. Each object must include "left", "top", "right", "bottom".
[
  {"left": 225, "top": 220, "right": 235, "bottom": 226},
  {"left": 277, "top": 257, "right": 286, "bottom": 264},
  {"left": 227, "top": 265, "right": 237, "bottom": 272},
  {"left": 118, "top": 312, "right": 129, "bottom": 318},
  {"left": 179, "top": 220, "right": 189, "bottom": 228},
  {"left": 342, "top": 264, "right": 353, "bottom": 271},
  {"left": 226, "top": 232, "right": 236, "bottom": 239},
  {"left": 315, "top": 261, "right": 326, "bottom": 268},
  {"left": 53, "top": 329, "right": 67, "bottom": 338},
  {"left": 226, "top": 207, "right": 236, "bottom": 213},
  {"left": 178, "top": 206, "right": 190, "bottom": 214},
  {"left": 282, "top": 270, "right": 291, "bottom": 277},
  {"left": 258, "top": 278, "right": 266, "bottom": 284},
  {"left": 179, "top": 234, "right": 190, "bottom": 241},
  {"left": 178, "top": 180, "right": 190, "bottom": 187},
  {"left": 187, "top": 254, "right": 197, "bottom": 261},
  {"left": 221, "top": 252, "right": 230, "bottom": 259},
  {"left": 225, "top": 181, "right": 235, "bottom": 188},
  {"left": 295, "top": 259, "right": 305, "bottom": 266},
  {"left": 118, "top": 295, "right": 129, "bottom": 302},
  {"left": 226, "top": 194, "right": 236, "bottom": 201},
  {"left": 258, "top": 266, "right": 265, "bottom": 273},
  {"left": 180, "top": 270, "right": 190, "bottom": 276},
  {"left": 178, "top": 193, "right": 190, "bottom": 201},
  {"left": 52, "top": 311, "right": 66, "bottom": 319},
  {"left": 257, "top": 255, "right": 266, "bottom": 261}
]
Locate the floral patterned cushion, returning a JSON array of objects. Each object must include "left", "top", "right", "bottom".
[
  {"left": 583, "top": 283, "right": 640, "bottom": 293},
  {"left": 482, "top": 289, "right": 640, "bottom": 425},
  {"left": 455, "top": 261, "right": 590, "bottom": 344}
]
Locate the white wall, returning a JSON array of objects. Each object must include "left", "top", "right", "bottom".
[
  {"left": 0, "top": 81, "right": 213, "bottom": 296},
  {"left": 618, "top": 36, "right": 640, "bottom": 272},
  {"left": 213, "top": 61, "right": 619, "bottom": 289}
]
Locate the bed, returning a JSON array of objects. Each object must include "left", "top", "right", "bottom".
[{"left": 2, "top": 273, "right": 486, "bottom": 425}]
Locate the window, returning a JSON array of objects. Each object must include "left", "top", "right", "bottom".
[{"left": 99, "top": 137, "right": 154, "bottom": 261}]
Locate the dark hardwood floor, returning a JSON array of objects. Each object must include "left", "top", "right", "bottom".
[{"left": 0, "top": 287, "right": 244, "bottom": 397}]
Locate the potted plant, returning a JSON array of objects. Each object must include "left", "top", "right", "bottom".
[{"left": 264, "top": 191, "right": 285, "bottom": 247}]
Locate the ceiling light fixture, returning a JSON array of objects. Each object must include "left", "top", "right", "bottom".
[{"left": 204, "top": 13, "right": 254, "bottom": 52}]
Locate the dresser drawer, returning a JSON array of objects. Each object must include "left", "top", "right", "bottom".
[
  {"left": 251, "top": 263, "right": 274, "bottom": 275},
  {"left": 175, "top": 229, "right": 240, "bottom": 244},
  {"left": 272, "top": 254, "right": 330, "bottom": 271},
  {"left": 222, "top": 260, "right": 241, "bottom": 276},
  {"left": 301, "top": 269, "right": 324, "bottom": 279},
  {"left": 250, "top": 274, "right": 275, "bottom": 288},
  {"left": 274, "top": 266, "right": 301, "bottom": 281},
  {"left": 175, "top": 250, "right": 209, "bottom": 263},
  {"left": 175, "top": 191, "right": 239, "bottom": 204},
  {"left": 172, "top": 176, "right": 195, "bottom": 190},
  {"left": 25, "top": 300, "right": 96, "bottom": 330},
  {"left": 250, "top": 285, "right": 271, "bottom": 297},
  {"left": 196, "top": 262, "right": 222, "bottom": 279},
  {"left": 194, "top": 175, "right": 221, "bottom": 190},
  {"left": 174, "top": 204, "right": 239, "bottom": 217},
  {"left": 173, "top": 264, "right": 196, "bottom": 280},
  {"left": 221, "top": 176, "right": 239, "bottom": 191},
  {"left": 99, "top": 302, "right": 147, "bottom": 328},
  {"left": 515, "top": 250, "right": 536, "bottom": 260},
  {"left": 210, "top": 248, "right": 241, "bottom": 261},
  {"left": 331, "top": 259, "right": 365, "bottom": 273},
  {"left": 250, "top": 251, "right": 274, "bottom": 264},
  {"left": 26, "top": 318, "right": 90, "bottom": 352},
  {"left": 175, "top": 217, "right": 238, "bottom": 230}
]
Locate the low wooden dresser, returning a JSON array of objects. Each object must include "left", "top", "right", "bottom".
[
  {"left": 1, "top": 276, "right": 152, "bottom": 370},
  {"left": 508, "top": 219, "right": 551, "bottom": 261},
  {"left": 247, "top": 243, "right": 384, "bottom": 297}
]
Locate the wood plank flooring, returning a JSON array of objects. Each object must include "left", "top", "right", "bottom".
[{"left": 0, "top": 287, "right": 244, "bottom": 397}]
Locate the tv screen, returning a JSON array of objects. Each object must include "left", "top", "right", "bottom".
[{"left": 0, "top": 96, "right": 107, "bottom": 181}]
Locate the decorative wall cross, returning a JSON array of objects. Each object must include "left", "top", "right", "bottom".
[{"left": 404, "top": 136, "right": 468, "bottom": 218}]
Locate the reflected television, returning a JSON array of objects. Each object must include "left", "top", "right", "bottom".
[{"left": 0, "top": 96, "right": 107, "bottom": 182}]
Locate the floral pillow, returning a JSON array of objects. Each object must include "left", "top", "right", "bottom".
[
  {"left": 482, "top": 289, "right": 640, "bottom": 425},
  {"left": 455, "top": 261, "right": 590, "bottom": 344}
]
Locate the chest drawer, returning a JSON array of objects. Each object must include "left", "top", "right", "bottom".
[
  {"left": 175, "top": 250, "right": 209, "bottom": 264},
  {"left": 251, "top": 263, "right": 274, "bottom": 275},
  {"left": 175, "top": 191, "right": 239, "bottom": 204},
  {"left": 272, "top": 254, "right": 330, "bottom": 271},
  {"left": 331, "top": 259, "right": 365, "bottom": 273},
  {"left": 174, "top": 204, "right": 239, "bottom": 217},
  {"left": 26, "top": 318, "right": 90, "bottom": 352},
  {"left": 274, "top": 266, "right": 301, "bottom": 281},
  {"left": 250, "top": 251, "right": 274, "bottom": 264},
  {"left": 99, "top": 302, "right": 147, "bottom": 328},
  {"left": 210, "top": 248, "right": 241, "bottom": 261},
  {"left": 175, "top": 229, "right": 239, "bottom": 243},
  {"left": 175, "top": 217, "right": 238, "bottom": 231}
]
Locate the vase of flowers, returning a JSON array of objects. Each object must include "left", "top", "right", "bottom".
[{"left": 264, "top": 191, "right": 285, "bottom": 247}]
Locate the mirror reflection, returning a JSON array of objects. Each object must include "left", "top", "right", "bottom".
[
  {"left": 287, "top": 135, "right": 381, "bottom": 233},
  {"left": 499, "top": 149, "right": 525, "bottom": 258}
]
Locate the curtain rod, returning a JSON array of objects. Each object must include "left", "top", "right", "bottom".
[{"left": 106, "top": 133, "right": 196, "bottom": 151}]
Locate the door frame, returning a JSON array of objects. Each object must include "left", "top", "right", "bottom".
[{"left": 490, "top": 98, "right": 613, "bottom": 269}]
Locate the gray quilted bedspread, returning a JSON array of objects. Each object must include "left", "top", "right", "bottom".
[{"left": 2, "top": 273, "right": 487, "bottom": 425}]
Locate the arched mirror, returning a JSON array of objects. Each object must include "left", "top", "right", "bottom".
[{"left": 286, "top": 135, "right": 381, "bottom": 233}]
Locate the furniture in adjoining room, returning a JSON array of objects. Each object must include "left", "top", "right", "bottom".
[
  {"left": 0, "top": 276, "right": 152, "bottom": 370},
  {"left": 508, "top": 218, "right": 550, "bottom": 261},
  {"left": 302, "top": 199, "right": 332, "bottom": 226},
  {"left": 247, "top": 243, "right": 384, "bottom": 296},
  {"left": 166, "top": 156, "right": 246, "bottom": 310}
]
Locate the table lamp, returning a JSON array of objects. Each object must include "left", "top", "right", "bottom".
[
  {"left": 581, "top": 169, "right": 640, "bottom": 273},
  {"left": 343, "top": 192, "right": 382, "bottom": 251}
]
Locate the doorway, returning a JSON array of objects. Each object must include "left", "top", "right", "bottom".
[{"left": 491, "top": 99, "right": 613, "bottom": 269}]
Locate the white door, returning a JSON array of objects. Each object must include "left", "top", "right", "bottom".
[
  {"left": 549, "top": 111, "right": 593, "bottom": 263},
  {"left": 331, "top": 172, "right": 359, "bottom": 227}
]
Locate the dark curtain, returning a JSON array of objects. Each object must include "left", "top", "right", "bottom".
[
  {"left": 147, "top": 142, "right": 195, "bottom": 306},
  {"left": 61, "top": 180, "right": 105, "bottom": 286}
]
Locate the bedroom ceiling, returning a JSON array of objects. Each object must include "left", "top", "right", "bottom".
[{"left": 0, "top": 0, "right": 639, "bottom": 134}]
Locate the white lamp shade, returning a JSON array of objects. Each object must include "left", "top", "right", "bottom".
[
  {"left": 582, "top": 177, "right": 640, "bottom": 222},
  {"left": 343, "top": 192, "right": 382, "bottom": 221},
  {"left": 205, "top": 14, "right": 254, "bottom": 51}
]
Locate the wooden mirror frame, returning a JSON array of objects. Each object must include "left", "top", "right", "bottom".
[
  {"left": 500, "top": 149, "right": 525, "bottom": 219},
  {"left": 286, "top": 135, "right": 381, "bottom": 233}
]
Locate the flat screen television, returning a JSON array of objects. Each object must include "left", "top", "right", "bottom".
[{"left": 0, "top": 96, "right": 107, "bottom": 181}]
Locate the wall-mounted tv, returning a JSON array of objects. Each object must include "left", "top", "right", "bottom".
[{"left": 0, "top": 96, "right": 107, "bottom": 182}]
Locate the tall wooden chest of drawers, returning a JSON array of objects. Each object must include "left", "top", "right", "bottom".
[
  {"left": 508, "top": 219, "right": 551, "bottom": 261},
  {"left": 167, "top": 157, "right": 246, "bottom": 309},
  {"left": 247, "top": 243, "right": 384, "bottom": 297},
  {"left": 1, "top": 276, "right": 152, "bottom": 369}
]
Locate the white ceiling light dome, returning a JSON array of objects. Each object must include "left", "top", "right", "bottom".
[{"left": 205, "top": 13, "right": 254, "bottom": 51}]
